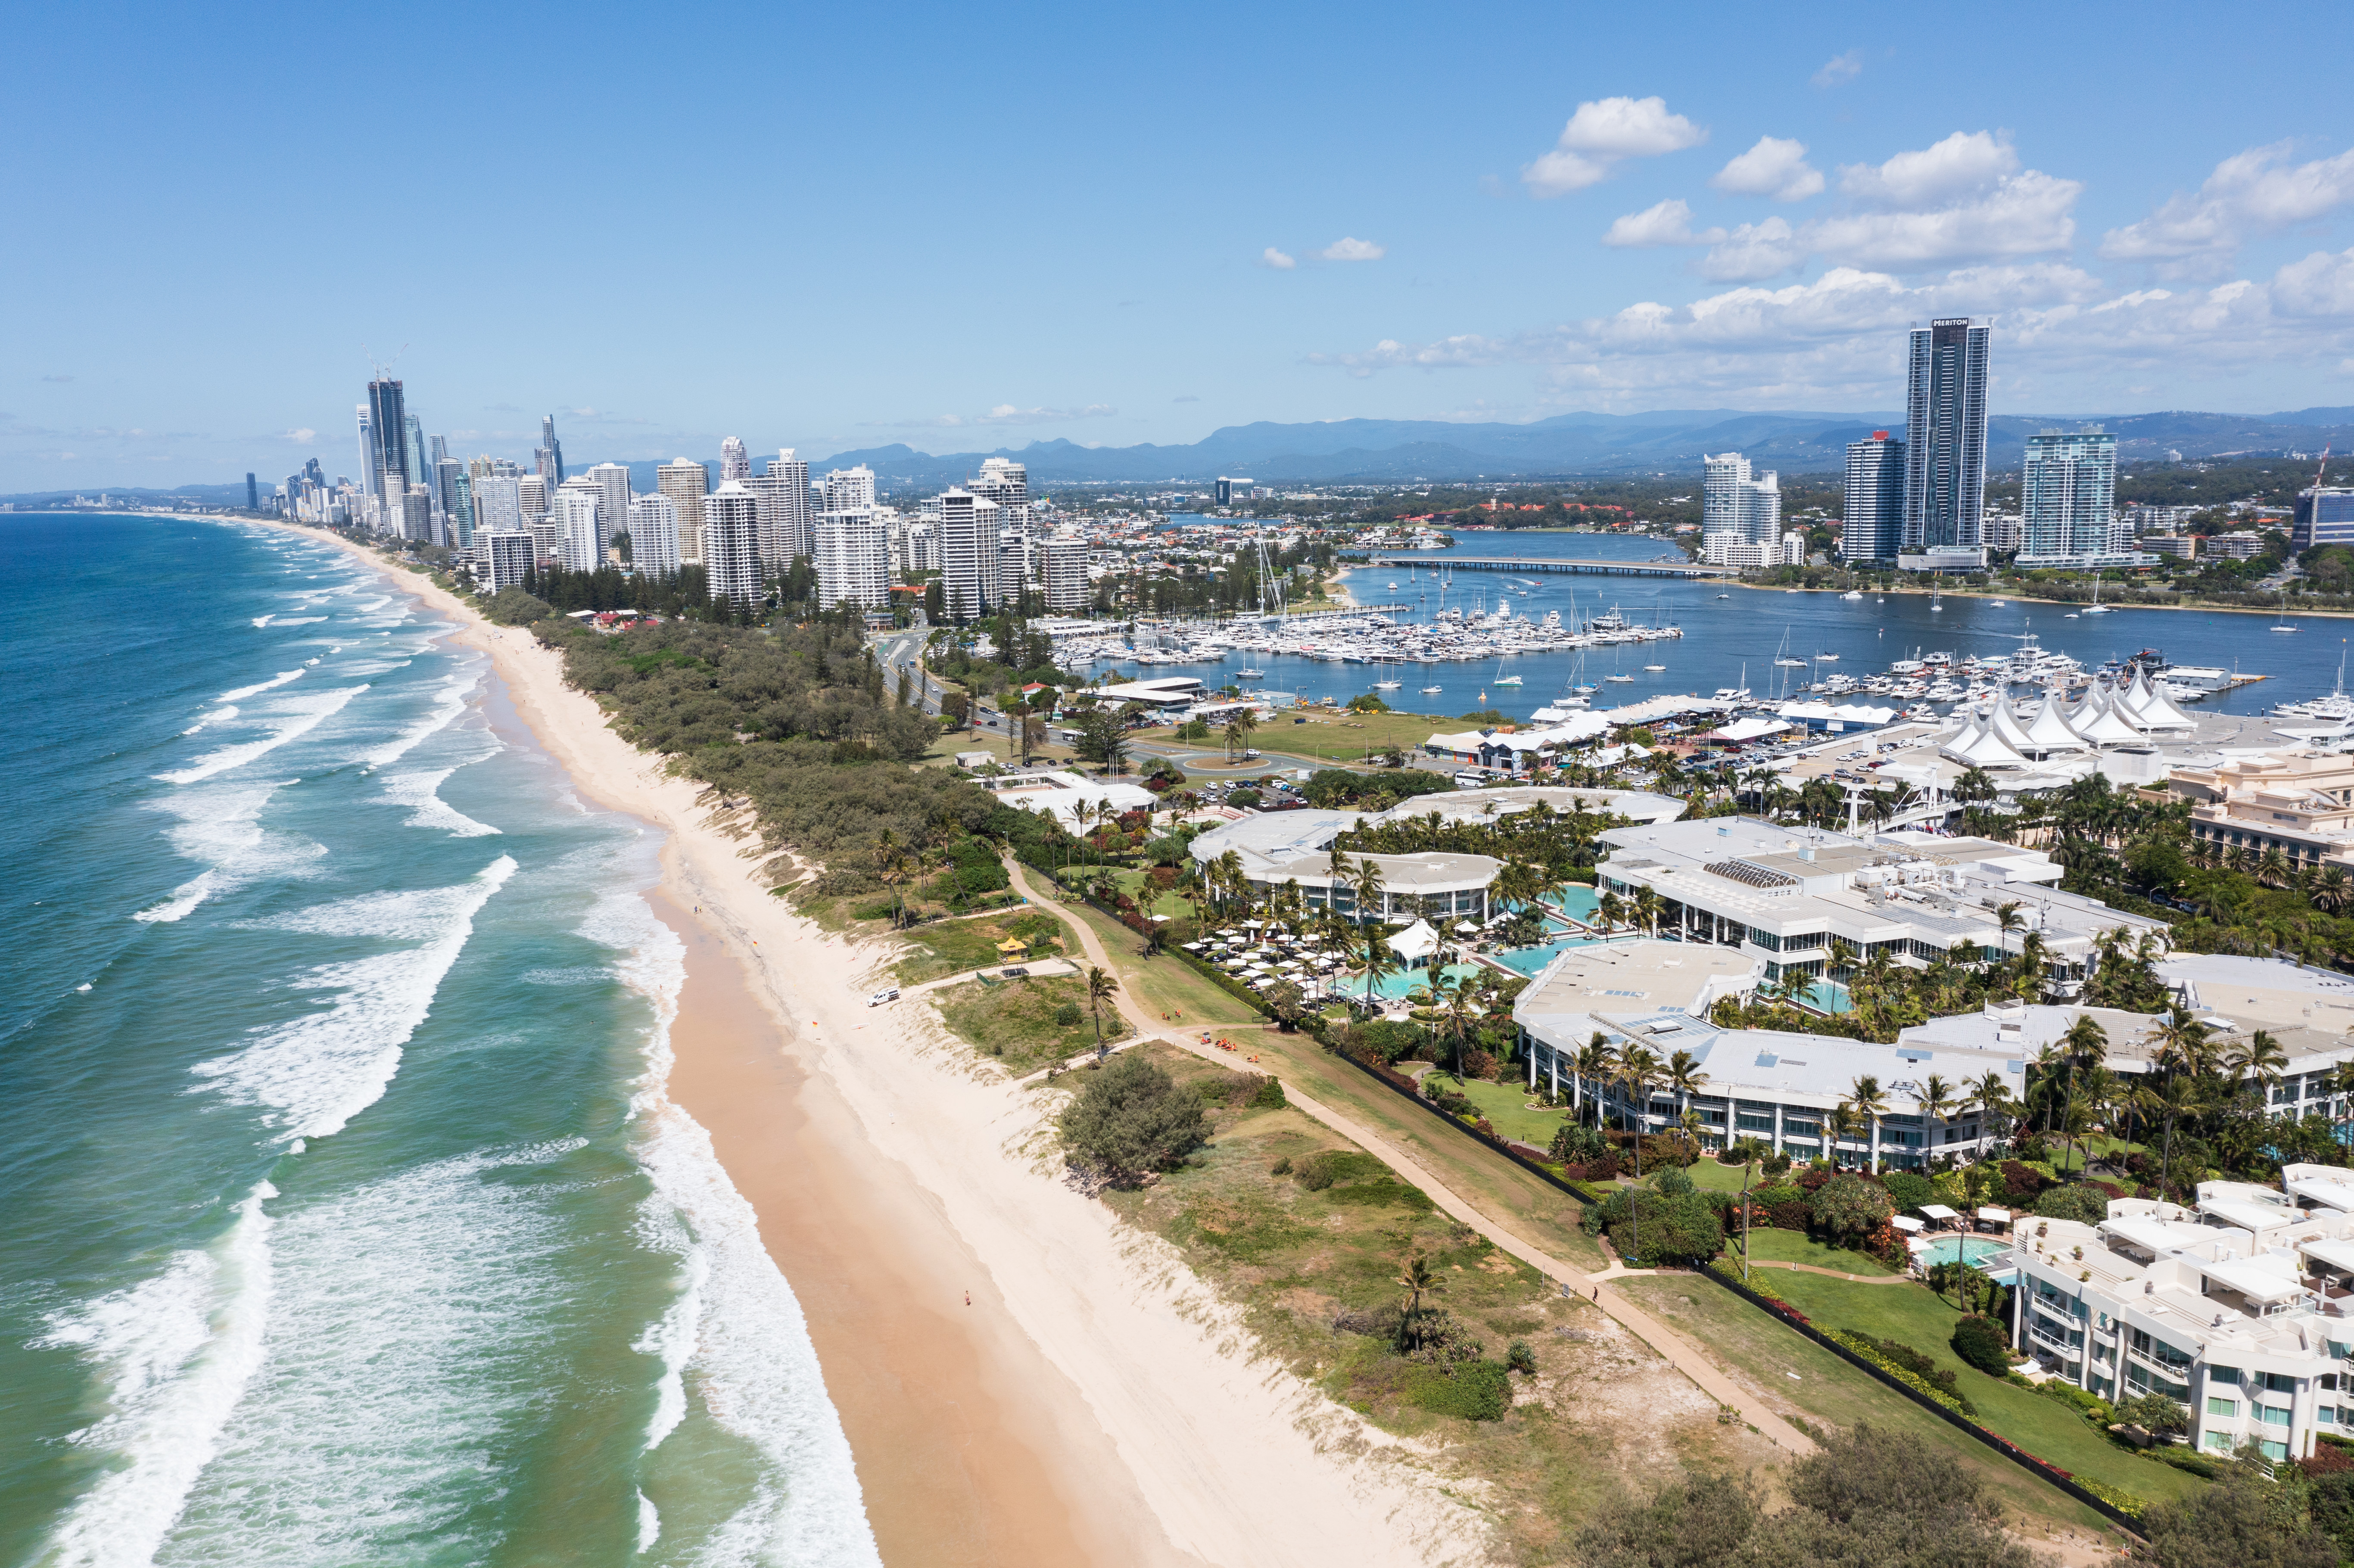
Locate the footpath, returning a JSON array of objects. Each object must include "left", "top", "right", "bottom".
[{"left": 1002, "top": 858, "right": 1818, "bottom": 1457}]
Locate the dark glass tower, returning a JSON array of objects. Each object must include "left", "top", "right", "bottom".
[
  {"left": 1843, "top": 432, "right": 1907, "bottom": 563},
  {"left": 367, "top": 379, "right": 408, "bottom": 501},
  {"left": 1902, "top": 319, "right": 1990, "bottom": 556}
]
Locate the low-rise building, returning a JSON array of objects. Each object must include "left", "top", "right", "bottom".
[
  {"left": 1590, "top": 818, "right": 2166, "bottom": 992},
  {"left": 2011, "top": 1167, "right": 2354, "bottom": 1461},
  {"left": 974, "top": 768, "right": 1158, "bottom": 829},
  {"left": 2142, "top": 535, "right": 2197, "bottom": 560},
  {"left": 1186, "top": 811, "right": 1500, "bottom": 921},
  {"left": 2169, "top": 750, "right": 2354, "bottom": 871}
]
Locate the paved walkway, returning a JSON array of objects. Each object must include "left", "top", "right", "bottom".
[
  {"left": 899, "top": 957, "right": 1077, "bottom": 998},
  {"left": 1005, "top": 858, "right": 1817, "bottom": 1456},
  {"left": 1742, "top": 1258, "right": 1910, "bottom": 1285}
]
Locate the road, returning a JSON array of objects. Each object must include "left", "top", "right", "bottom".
[{"left": 1002, "top": 855, "right": 1817, "bottom": 1457}]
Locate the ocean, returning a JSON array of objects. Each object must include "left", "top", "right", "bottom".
[
  {"left": 0, "top": 514, "right": 877, "bottom": 1568},
  {"left": 1145, "top": 526, "right": 2342, "bottom": 722}
]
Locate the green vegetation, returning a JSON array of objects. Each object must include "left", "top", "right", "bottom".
[
  {"left": 1575, "top": 1424, "right": 2048, "bottom": 1568},
  {"left": 890, "top": 910, "right": 1067, "bottom": 983},
  {"left": 935, "top": 974, "right": 1129, "bottom": 1073},
  {"left": 1057, "top": 1051, "right": 1208, "bottom": 1182},
  {"left": 1082, "top": 1044, "right": 1771, "bottom": 1563}
]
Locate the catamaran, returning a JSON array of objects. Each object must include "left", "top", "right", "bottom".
[
  {"left": 2082, "top": 572, "right": 2113, "bottom": 615},
  {"left": 2273, "top": 589, "right": 2300, "bottom": 633}
]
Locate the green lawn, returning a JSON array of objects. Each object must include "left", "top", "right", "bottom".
[
  {"left": 930, "top": 973, "right": 1128, "bottom": 1071},
  {"left": 892, "top": 909, "right": 1070, "bottom": 983},
  {"left": 1424, "top": 1074, "right": 1572, "bottom": 1146},
  {"left": 1616, "top": 1277, "right": 2130, "bottom": 1545},
  {"left": 1753, "top": 1266, "right": 2204, "bottom": 1507},
  {"left": 1737, "top": 1228, "right": 1896, "bottom": 1276}
]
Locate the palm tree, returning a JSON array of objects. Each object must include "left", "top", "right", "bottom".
[
  {"left": 1615, "top": 1043, "right": 1665, "bottom": 1260},
  {"left": 2314, "top": 865, "right": 2354, "bottom": 915},
  {"left": 1629, "top": 885, "right": 1660, "bottom": 937},
  {"left": 2137, "top": 1072, "right": 2203, "bottom": 1203},
  {"left": 1848, "top": 1073, "right": 1891, "bottom": 1174},
  {"left": 2228, "top": 1029, "right": 2289, "bottom": 1101},
  {"left": 1348, "top": 855, "right": 1388, "bottom": 927},
  {"left": 1357, "top": 928, "right": 1401, "bottom": 1011},
  {"left": 1919, "top": 1073, "right": 1956, "bottom": 1162},
  {"left": 1574, "top": 1032, "right": 1613, "bottom": 1126},
  {"left": 1429, "top": 966, "right": 1482, "bottom": 1083},
  {"left": 1086, "top": 966, "right": 1118, "bottom": 1052},
  {"left": 875, "top": 829, "right": 908, "bottom": 928},
  {"left": 1595, "top": 889, "right": 1625, "bottom": 932},
  {"left": 1825, "top": 1101, "right": 1861, "bottom": 1170},
  {"left": 1222, "top": 707, "right": 1258, "bottom": 762},
  {"left": 1666, "top": 1048, "right": 1710, "bottom": 1157}
]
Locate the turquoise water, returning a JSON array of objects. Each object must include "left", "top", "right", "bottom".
[
  {"left": 1554, "top": 885, "right": 1600, "bottom": 922},
  {"left": 1493, "top": 939, "right": 1605, "bottom": 977},
  {"left": 0, "top": 516, "right": 875, "bottom": 1565},
  {"left": 1917, "top": 1235, "right": 2011, "bottom": 1269}
]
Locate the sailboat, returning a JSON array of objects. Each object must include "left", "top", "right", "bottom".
[
  {"left": 1373, "top": 659, "right": 1402, "bottom": 691},
  {"left": 2273, "top": 589, "right": 2300, "bottom": 633},
  {"left": 1930, "top": 579, "right": 1944, "bottom": 613},
  {"left": 2082, "top": 571, "right": 2113, "bottom": 616},
  {"left": 1491, "top": 656, "right": 1523, "bottom": 688}
]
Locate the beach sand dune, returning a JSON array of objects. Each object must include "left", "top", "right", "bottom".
[{"left": 281, "top": 529, "right": 1481, "bottom": 1567}]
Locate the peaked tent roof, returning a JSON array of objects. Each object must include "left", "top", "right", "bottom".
[
  {"left": 2022, "top": 692, "right": 2091, "bottom": 752},
  {"left": 1387, "top": 918, "right": 1441, "bottom": 961},
  {"left": 2075, "top": 688, "right": 2149, "bottom": 745},
  {"left": 2124, "top": 669, "right": 2197, "bottom": 730},
  {"left": 1987, "top": 699, "right": 2038, "bottom": 752},
  {"left": 1941, "top": 712, "right": 2030, "bottom": 767}
]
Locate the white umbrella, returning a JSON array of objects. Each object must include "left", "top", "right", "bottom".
[{"left": 1455, "top": 921, "right": 1479, "bottom": 933}]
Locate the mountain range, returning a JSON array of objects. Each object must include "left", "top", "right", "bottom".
[{"left": 11, "top": 408, "right": 2350, "bottom": 507}]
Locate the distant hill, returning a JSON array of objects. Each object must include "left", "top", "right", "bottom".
[{"left": 11, "top": 407, "right": 2350, "bottom": 506}]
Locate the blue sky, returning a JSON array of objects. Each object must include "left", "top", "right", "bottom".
[{"left": 6, "top": 0, "right": 2351, "bottom": 490}]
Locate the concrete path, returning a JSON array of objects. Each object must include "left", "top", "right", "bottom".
[
  {"left": 1742, "top": 1258, "right": 1910, "bottom": 1285},
  {"left": 1006, "top": 857, "right": 1817, "bottom": 1456},
  {"left": 898, "top": 957, "right": 1077, "bottom": 997}
]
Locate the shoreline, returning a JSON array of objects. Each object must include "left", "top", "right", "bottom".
[{"left": 249, "top": 520, "right": 1456, "bottom": 1567}]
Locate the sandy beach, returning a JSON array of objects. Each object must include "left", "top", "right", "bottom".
[{"left": 260, "top": 523, "right": 1471, "bottom": 1567}]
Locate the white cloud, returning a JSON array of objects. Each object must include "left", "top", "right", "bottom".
[
  {"left": 1804, "top": 168, "right": 2080, "bottom": 269},
  {"left": 280, "top": 427, "right": 317, "bottom": 444},
  {"left": 1522, "top": 95, "right": 1705, "bottom": 196},
  {"left": 1602, "top": 199, "right": 1723, "bottom": 249},
  {"left": 2102, "top": 143, "right": 2354, "bottom": 277},
  {"left": 1711, "top": 136, "right": 1824, "bottom": 202},
  {"left": 1261, "top": 246, "right": 1298, "bottom": 270},
  {"left": 1307, "top": 249, "right": 2354, "bottom": 402},
  {"left": 1320, "top": 236, "right": 1386, "bottom": 262},
  {"left": 1700, "top": 219, "right": 1806, "bottom": 282},
  {"left": 1811, "top": 50, "right": 1865, "bottom": 89},
  {"left": 1840, "top": 130, "right": 2019, "bottom": 206},
  {"left": 885, "top": 404, "right": 1115, "bottom": 429}
]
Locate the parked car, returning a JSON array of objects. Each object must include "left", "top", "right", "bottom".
[{"left": 868, "top": 986, "right": 900, "bottom": 1007}]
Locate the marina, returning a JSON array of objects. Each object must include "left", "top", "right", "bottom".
[{"left": 1064, "top": 532, "right": 2334, "bottom": 723}]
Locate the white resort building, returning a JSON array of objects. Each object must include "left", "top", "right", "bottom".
[{"left": 2012, "top": 1167, "right": 2354, "bottom": 1462}]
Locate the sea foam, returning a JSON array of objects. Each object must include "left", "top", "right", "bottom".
[
  {"left": 585, "top": 889, "right": 882, "bottom": 1567},
  {"left": 33, "top": 1184, "right": 276, "bottom": 1568},
  {"left": 156, "top": 686, "right": 368, "bottom": 786},
  {"left": 132, "top": 780, "right": 323, "bottom": 924},
  {"left": 190, "top": 856, "right": 517, "bottom": 1141}
]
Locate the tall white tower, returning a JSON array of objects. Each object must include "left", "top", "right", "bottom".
[{"left": 720, "top": 436, "right": 750, "bottom": 482}]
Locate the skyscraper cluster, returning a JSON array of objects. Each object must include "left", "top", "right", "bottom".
[
  {"left": 1698, "top": 453, "right": 1783, "bottom": 566},
  {"left": 328, "top": 379, "right": 1096, "bottom": 617}
]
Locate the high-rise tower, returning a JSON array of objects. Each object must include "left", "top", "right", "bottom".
[
  {"left": 2018, "top": 429, "right": 2118, "bottom": 563},
  {"left": 658, "top": 459, "right": 711, "bottom": 563},
  {"left": 367, "top": 380, "right": 408, "bottom": 501},
  {"left": 1903, "top": 318, "right": 1991, "bottom": 565},
  {"left": 720, "top": 436, "right": 750, "bottom": 482},
  {"left": 702, "top": 483, "right": 764, "bottom": 609},
  {"left": 536, "top": 414, "right": 565, "bottom": 485},
  {"left": 1842, "top": 432, "right": 1907, "bottom": 564}
]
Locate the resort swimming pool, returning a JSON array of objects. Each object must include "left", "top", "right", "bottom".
[
  {"left": 1555, "top": 884, "right": 1600, "bottom": 922},
  {"left": 1915, "top": 1235, "right": 2011, "bottom": 1270},
  {"left": 1493, "top": 939, "right": 1604, "bottom": 977}
]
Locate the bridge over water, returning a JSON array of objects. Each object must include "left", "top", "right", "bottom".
[{"left": 1347, "top": 553, "right": 1731, "bottom": 579}]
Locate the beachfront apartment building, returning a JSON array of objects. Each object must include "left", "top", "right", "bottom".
[
  {"left": 657, "top": 459, "right": 710, "bottom": 564},
  {"left": 813, "top": 507, "right": 891, "bottom": 609},
  {"left": 2010, "top": 1167, "right": 2354, "bottom": 1462},
  {"left": 700, "top": 482, "right": 764, "bottom": 609},
  {"left": 480, "top": 530, "right": 536, "bottom": 592},
  {"left": 628, "top": 494, "right": 681, "bottom": 576},
  {"left": 1589, "top": 818, "right": 2167, "bottom": 994}
]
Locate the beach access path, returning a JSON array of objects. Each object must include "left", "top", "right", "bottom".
[{"left": 1002, "top": 857, "right": 1818, "bottom": 1458}]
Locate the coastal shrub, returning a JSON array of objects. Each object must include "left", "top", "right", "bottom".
[
  {"left": 1549, "top": 1122, "right": 1607, "bottom": 1166},
  {"left": 1247, "top": 1075, "right": 1287, "bottom": 1111},
  {"left": 1052, "top": 1001, "right": 1081, "bottom": 1026},
  {"left": 483, "top": 587, "right": 555, "bottom": 625},
  {"left": 2133, "top": 1472, "right": 2342, "bottom": 1567},
  {"left": 1950, "top": 1314, "right": 2012, "bottom": 1376},
  {"left": 1403, "top": 1359, "right": 1511, "bottom": 1422},
  {"left": 1579, "top": 1426, "right": 2030, "bottom": 1567},
  {"left": 2034, "top": 1183, "right": 2112, "bottom": 1224},
  {"left": 1810, "top": 1174, "right": 1895, "bottom": 1239},
  {"left": 1833, "top": 1332, "right": 1976, "bottom": 1415},
  {"left": 1592, "top": 1189, "right": 1725, "bottom": 1267},
  {"left": 1999, "top": 1159, "right": 2056, "bottom": 1201},
  {"left": 1293, "top": 1149, "right": 1386, "bottom": 1191},
  {"left": 2114, "top": 1390, "right": 2190, "bottom": 1436},
  {"left": 1881, "top": 1171, "right": 1936, "bottom": 1211},
  {"left": 1506, "top": 1339, "right": 1538, "bottom": 1375},
  {"left": 1059, "top": 1054, "right": 1209, "bottom": 1182}
]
